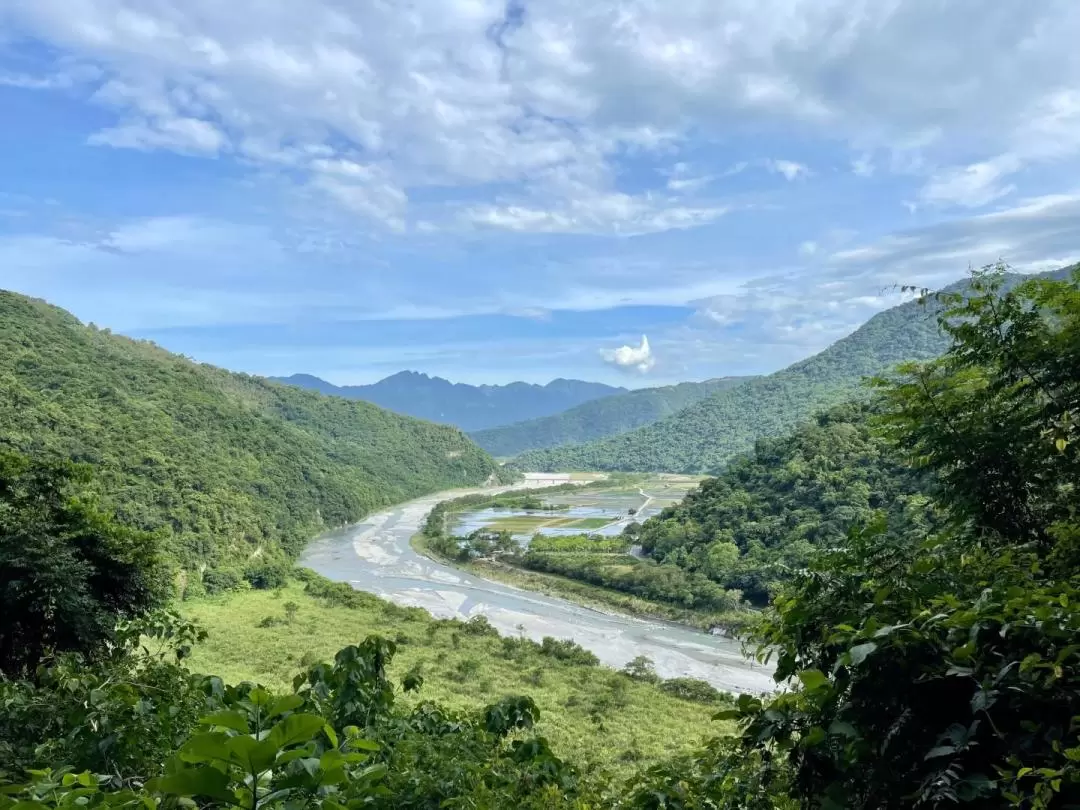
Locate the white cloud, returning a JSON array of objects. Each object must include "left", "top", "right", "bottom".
[
  {"left": 799, "top": 240, "right": 819, "bottom": 256},
  {"left": 6, "top": 0, "right": 1080, "bottom": 229},
  {"left": 601, "top": 335, "right": 655, "bottom": 373},
  {"left": 767, "top": 159, "right": 810, "bottom": 181},
  {"left": 919, "top": 154, "right": 1022, "bottom": 208}
]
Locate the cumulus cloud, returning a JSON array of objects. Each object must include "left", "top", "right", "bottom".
[
  {"left": 601, "top": 335, "right": 655, "bottom": 373},
  {"left": 5, "top": 0, "right": 1080, "bottom": 230}
]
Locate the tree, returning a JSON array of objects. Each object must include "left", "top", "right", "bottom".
[
  {"left": 0, "top": 449, "right": 166, "bottom": 677},
  {"left": 723, "top": 265, "right": 1080, "bottom": 808}
]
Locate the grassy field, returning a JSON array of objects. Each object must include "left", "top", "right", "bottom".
[
  {"left": 182, "top": 581, "right": 729, "bottom": 775},
  {"left": 486, "top": 514, "right": 618, "bottom": 532}
]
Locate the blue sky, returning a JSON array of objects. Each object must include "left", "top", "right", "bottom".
[{"left": 2, "top": 2, "right": 1080, "bottom": 386}]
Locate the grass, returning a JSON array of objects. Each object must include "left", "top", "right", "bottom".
[
  {"left": 485, "top": 514, "right": 619, "bottom": 532},
  {"left": 563, "top": 517, "right": 613, "bottom": 529},
  {"left": 181, "top": 581, "right": 729, "bottom": 776}
]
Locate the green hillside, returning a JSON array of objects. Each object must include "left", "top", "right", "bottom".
[
  {"left": 633, "top": 401, "right": 939, "bottom": 603},
  {"left": 515, "top": 293, "right": 952, "bottom": 472},
  {"left": 0, "top": 290, "right": 501, "bottom": 586},
  {"left": 471, "top": 376, "right": 754, "bottom": 457}
]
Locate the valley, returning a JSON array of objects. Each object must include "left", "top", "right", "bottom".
[{"left": 298, "top": 481, "right": 775, "bottom": 694}]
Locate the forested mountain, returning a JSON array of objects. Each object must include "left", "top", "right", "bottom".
[
  {"left": 471, "top": 376, "right": 755, "bottom": 456},
  {"left": 0, "top": 291, "right": 501, "bottom": 587},
  {"left": 631, "top": 401, "right": 938, "bottom": 603},
  {"left": 272, "top": 370, "right": 624, "bottom": 431}
]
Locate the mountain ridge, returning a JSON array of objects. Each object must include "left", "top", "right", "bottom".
[
  {"left": 271, "top": 371, "right": 625, "bottom": 431},
  {"left": 515, "top": 269, "right": 1074, "bottom": 473},
  {"left": 470, "top": 375, "right": 756, "bottom": 457}
]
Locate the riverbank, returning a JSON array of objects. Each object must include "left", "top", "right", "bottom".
[{"left": 411, "top": 530, "right": 754, "bottom": 634}]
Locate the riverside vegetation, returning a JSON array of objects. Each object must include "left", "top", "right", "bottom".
[{"left": 2, "top": 264, "right": 1079, "bottom": 807}]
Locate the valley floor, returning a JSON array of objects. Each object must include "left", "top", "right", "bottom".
[{"left": 296, "top": 483, "right": 774, "bottom": 693}]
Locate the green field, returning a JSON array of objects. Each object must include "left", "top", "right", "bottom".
[
  {"left": 486, "top": 514, "right": 616, "bottom": 532},
  {"left": 181, "top": 582, "right": 727, "bottom": 775}
]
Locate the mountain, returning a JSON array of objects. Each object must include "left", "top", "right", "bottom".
[
  {"left": 633, "top": 401, "right": 939, "bottom": 604},
  {"left": 470, "top": 376, "right": 756, "bottom": 457},
  {"left": 0, "top": 290, "right": 501, "bottom": 586},
  {"left": 515, "top": 286, "right": 958, "bottom": 473},
  {"left": 517, "top": 268, "right": 1077, "bottom": 474},
  {"left": 271, "top": 371, "right": 625, "bottom": 431}
]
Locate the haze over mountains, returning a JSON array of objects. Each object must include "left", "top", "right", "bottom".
[{"left": 271, "top": 371, "right": 625, "bottom": 432}]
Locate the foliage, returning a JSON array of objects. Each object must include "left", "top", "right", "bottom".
[
  {"left": 716, "top": 265, "right": 1080, "bottom": 808},
  {"left": 184, "top": 579, "right": 722, "bottom": 774},
  {"left": 0, "top": 450, "right": 166, "bottom": 677},
  {"left": 427, "top": 527, "right": 519, "bottom": 562},
  {"left": 633, "top": 401, "right": 939, "bottom": 603},
  {"left": 516, "top": 552, "right": 743, "bottom": 613},
  {"left": 1, "top": 626, "right": 606, "bottom": 810},
  {"left": 472, "top": 376, "right": 754, "bottom": 457},
  {"left": 275, "top": 370, "right": 624, "bottom": 432},
  {"left": 0, "top": 290, "right": 500, "bottom": 583},
  {"left": 528, "top": 533, "right": 631, "bottom": 553}
]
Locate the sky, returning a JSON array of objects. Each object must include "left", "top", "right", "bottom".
[{"left": 1, "top": 1, "right": 1079, "bottom": 387}]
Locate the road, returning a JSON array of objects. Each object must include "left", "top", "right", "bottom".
[{"left": 299, "top": 484, "right": 776, "bottom": 694}]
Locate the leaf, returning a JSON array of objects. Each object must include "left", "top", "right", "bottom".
[
  {"left": 148, "top": 767, "right": 235, "bottom": 803},
  {"left": 797, "top": 669, "right": 830, "bottom": 691},
  {"left": 848, "top": 643, "right": 877, "bottom": 667},
  {"left": 925, "top": 746, "right": 956, "bottom": 760},
  {"left": 179, "top": 732, "right": 233, "bottom": 765},
  {"left": 267, "top": 695, "right": 304, "bottom": 719},
  {"left": 829, "top": 720, "right": 858, "bottom": 739},
  {"left": 267, "top": 713, "right": 327, "bottom": 751},
  {"left": 199, "top": 711, "right": 251, "bottom": 734}
]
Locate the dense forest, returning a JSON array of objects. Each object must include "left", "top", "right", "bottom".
[
  {"left": 274, "top": 371, "right": 624, "bottom": 432},
  {"left": 471, "top": 375, "right": 754, "bottom": 457},
  {"left": 633, "top": 401, "right": 940, "bottom": 603},
  {"left": 0, "top": 291, "right": 503, "bottom": 590},
  {"left": 2, "top": 264, "right": 1079, "bottom": 808}
]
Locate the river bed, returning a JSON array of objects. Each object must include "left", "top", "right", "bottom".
[{"left": 299, "top": 483, "right": 775, "bottom": 694}]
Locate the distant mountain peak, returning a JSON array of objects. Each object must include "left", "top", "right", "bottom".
[{"left": 271, "top": 371, "right": 625, "bottom": 432}]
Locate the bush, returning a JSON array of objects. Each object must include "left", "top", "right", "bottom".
[
  {"left": 659, "top": 678, "right": 726, "bottom": 704},
  {"left": 539, "top": 637, "right": 599, "bottom": 667},
  {"left": 243, "top": 563, "right": 290, "bottom": 590},
  {"left": 621, "top": 655, "right": 659, "bottom": 683},
  {"left": 202, "top": 567, "right": 244, "bottom": 594}
]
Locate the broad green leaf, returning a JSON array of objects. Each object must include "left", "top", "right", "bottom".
[
  {"left": 797, "top": 669, "right": 830, "bottom": 691},
  {"left": 179, "top": 732, "right": 233, "bottom": 765},
  {"left": 199, "top": 711, "right": 251, "bottom": 734},
  {"left": 267, "top": 695, "right": 304, "bottom": 719},
  {"left": 148, "top": 767, "right": 235, "bottom": 803},
  {"left": 267, "top": 713, "right": 326, "bottom": 750}
]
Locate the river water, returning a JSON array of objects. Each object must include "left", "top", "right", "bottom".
[{"left": 299, "top": 484, "right": 775, "bottom": 694}]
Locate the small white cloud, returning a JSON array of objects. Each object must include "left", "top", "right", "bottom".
[
  {"left": 767, "top": 159, "right": 810, "bottom": 181},
  {"left": 852, "top": 154, "right": 874, "bottom": 177},
  {"left": 89, "top": 117, "right": 226, "bottom": 155},
  {"left": 601, "top": 335, "right": 655, "bottom": 373},
  {"left": 799, "top": 240, "right": 819, "bottom": 256},
  {"left": 919, "top": 154, "right": 1022, "bottom": 208}
]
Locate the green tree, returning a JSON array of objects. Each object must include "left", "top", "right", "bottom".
[
  {"left": 0, "top": 449, "right": 165, "bottom": 677},
  {"left": 723, "top": 265, "right": 1080, "bottom": 808}
]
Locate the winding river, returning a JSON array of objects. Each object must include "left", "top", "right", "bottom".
[{"left": 300, "top": 484, "right": 775, "bottom": 694}]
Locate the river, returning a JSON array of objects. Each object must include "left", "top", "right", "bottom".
[{"left": 300, "top": 484, "right": 775, "bottom": 694}]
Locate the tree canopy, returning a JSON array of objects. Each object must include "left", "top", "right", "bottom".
[
  {"left": 0, "top": 450, "right": 165, "bottom": 677},
  {"left": 0, "top": 290, "right": 503, "bottom": 589}
]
